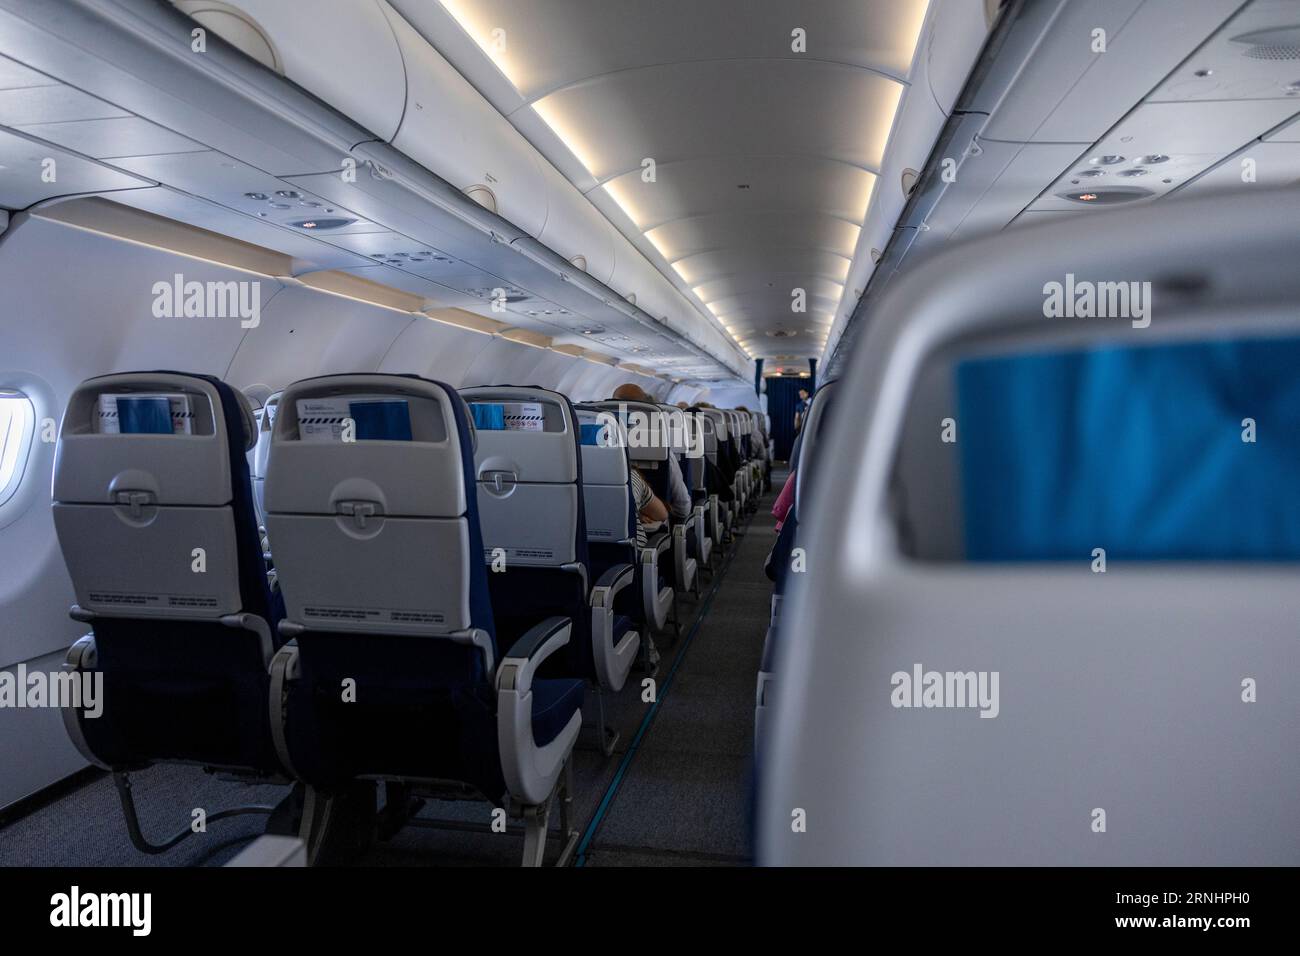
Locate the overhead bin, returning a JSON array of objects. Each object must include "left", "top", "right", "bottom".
[
  {"left": 379, "top": 1, "right": 550, "bottom": 238},
  {"left": 532, "top": 161, "right": 617, "bottom": 286},
  {"left": 160, "top": 0, "right": 748, "bottom": 381},
  {"left": 173, "top": 0, "right": 407, "bottom": 141}
]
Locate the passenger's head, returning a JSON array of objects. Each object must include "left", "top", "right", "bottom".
[
  {"left": 675, "top": 401, "right": 689, "bottom": 409},
  {"left": 798, "top": 388, "right": 809, "bottom": 400},
  {"left": 612, "top": 383, "right": 651, "bottom": 403}
]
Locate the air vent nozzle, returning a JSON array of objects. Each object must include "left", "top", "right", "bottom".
[{"left": 1231, "top": 26, "right": 1300, "bottom": 60}]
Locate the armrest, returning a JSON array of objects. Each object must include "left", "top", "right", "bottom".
[
  {"left": 220, "top": 612, "right": 275, "bottom": 666},
  {"left": 498, "top": 616, "right": 572, "bottom": 698},
  {"left": 638, "top": 544, "right": 673, "bottom": 632},
  {"left": 61, "top": 634, "right": 109, "bottom": 770},
  {"left": 691, "top": 504, "right": 711, "bottom": 562},
  {"left": 591, "top": 564, "right": 635, "bottom": 605},
  {"left": 648, "top": 529, "right": 672, "bottom": 557},
  {"left": 268, "top": 641, "right": 301, "bottom": 779},
  {"left": 671, "top": 523, "right": 696, "bottom": 592},
  {"left": 496, "top": 617, "right": 581, "bottom": 807},
  {"left": 589, "top": 566, "right": 640, "bottom": 692}
]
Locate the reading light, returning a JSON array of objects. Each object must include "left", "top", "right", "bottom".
[{"left": 288, "top": 217, "right": 357, "bottom": 231}]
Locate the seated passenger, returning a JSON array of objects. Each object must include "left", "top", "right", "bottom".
[
  {"left": 631, "top": 465, "right": 669, "bottom": 547},
  {"left": 772, "top": 468, "right": 796, "bottom": 532},
  {"left": 611, "top": 383, "right": 692, "bottom": 521}
]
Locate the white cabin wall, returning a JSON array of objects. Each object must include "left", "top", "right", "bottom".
[{"left": 702, "top": 384, "right": 762, "bottom": 410}]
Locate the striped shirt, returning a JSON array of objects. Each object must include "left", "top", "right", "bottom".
[{"left": 630, "top": 469, "right": 653, "bottom": 548}]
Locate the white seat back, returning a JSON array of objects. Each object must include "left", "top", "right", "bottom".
[
  {"left": 52, "top": 372, "right": 253, "bottom": 620},
  {"left": 264, "top": 374, "right": 473, "bottom": 635}
]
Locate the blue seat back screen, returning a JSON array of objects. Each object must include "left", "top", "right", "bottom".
[
  {"left": 116, "top": 397, "right": 173, "bottom": 434},
  {"left": 470, "top": 403, "right": 506, "bottom": 431},
  {"left": 349, "top": 400, "right": 412, "bottom": 441},
  {"left": 955, "top": 336, "right": 1300, "bottom": 561},
  {"left": 579, "top": 422, "right": 604, "bottom": 446}
]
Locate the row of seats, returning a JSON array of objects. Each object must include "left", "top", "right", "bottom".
[
  {"left": 755, "top": 381, "right": 834, "bottom": 759},
  {"left": 52, "top": 370, "right": 769, "bottom": 865}
]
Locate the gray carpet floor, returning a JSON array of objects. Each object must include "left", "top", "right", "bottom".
[
  {"left": 581, "top": 475, "right": 778, "bottom": 867},
  {"left": 0, "top": 470, "right": 783, "bottom": 868}
]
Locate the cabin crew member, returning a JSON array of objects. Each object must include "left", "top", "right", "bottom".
[{"left": 793, "top": 387, "right": 810, "bottom": 432}]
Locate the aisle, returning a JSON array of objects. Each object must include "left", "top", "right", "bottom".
[{"left": 579, "top": 471, "right": 782, "bottom": 866}]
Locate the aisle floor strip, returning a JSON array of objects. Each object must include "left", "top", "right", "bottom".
[{"left": 574, "top": 515, "right": 752, "bottom": 866}]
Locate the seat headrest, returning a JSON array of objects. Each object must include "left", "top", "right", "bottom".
[
  {"left": 575, "top": 406, "right": 630, "bottom": 486},
  {"left": 461, "top": 385, "right": 578, "bottom": 484},
  {"left": 657, "top": 404, "right": 704, "bottom": 459},
  {"left": 589, "top": 399, "right": 669, "bottom": 463},
  {"left": 697, "top": 407, "right": 729, "bottom": 441},
  {"left": 264, "top": 374, "right": 469, "bottom": 520},
  {"left": 53, "top": 371, "right": 242, "bottom": 507}
]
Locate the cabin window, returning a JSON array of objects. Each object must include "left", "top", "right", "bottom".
[{"left": 0, "top": 390, "right": 35, "bottom": 508}]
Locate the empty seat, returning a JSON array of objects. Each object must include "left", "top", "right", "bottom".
[
  {"left": 53, "top": 371, "right": 286, "bottom": 852},
  {"left": 263, "top": 374, "right": 584, "bottom": 865},
  {"left": 462, "top": 386, "right": 640, "bottom": 696},
  {"left": 755, "top": 381, "right": 836, "bottom": 759}
]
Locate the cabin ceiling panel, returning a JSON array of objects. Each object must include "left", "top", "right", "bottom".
[
  {"left": 436, "top": 0, "right": 927, "bottom": 97},
  {"left": 1180, "top": 140, "right": 1300, "bottom": 194},
  {"left": 600, "top": 156, "right": 876, "bottom": 233},
  {"left": 0, "top": 51, "right": 55, "bottom": 89},
  {"left": 672, "top": 247, "right": 851, "bottom": 289},
  {"left": 692, "top": 274, "right": 844, "bottom": 308},
  {"left": 0, "top": 127, "right": 149, "bottom": 207},
  {"left": 706, "top": 288, "right": 840, "bottom": 324},
  {"left": 0, "top": 83, "right": 127, "bottom": 125},
  {"left": 1149, "top": 0, "right": 1300, "bottom": 104},
  {"left": 645, "top": 211, "right": 862, "bottom": 266},
  {"left": 410, "top": 0, "right": 934, "bottom": 371},
  {"left": 13, "top": 115, "right": 204, "bottom": 160},
  {"left": 530, "top": 60, "right": 902, "bottom": 183}
]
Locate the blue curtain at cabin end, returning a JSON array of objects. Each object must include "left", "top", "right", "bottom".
[{"left": 954, "top": 337, "right": 1300, "bottom": 561}]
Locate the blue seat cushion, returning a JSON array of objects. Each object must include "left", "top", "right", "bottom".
[{"left": 531, "top": 678, "right": 585, "bottom": 747}]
